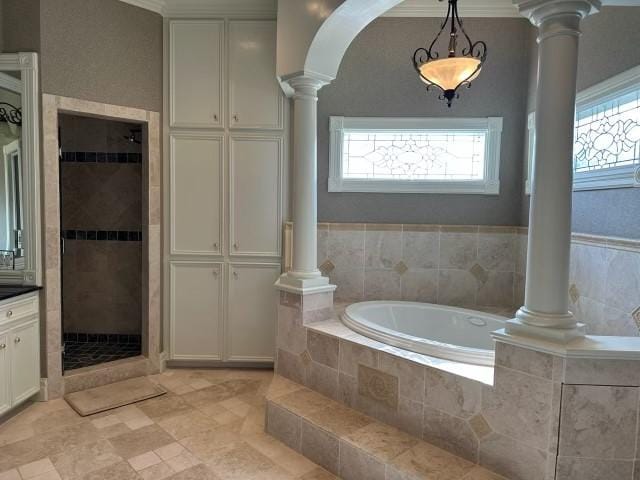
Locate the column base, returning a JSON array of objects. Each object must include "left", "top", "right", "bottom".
[
  {"left": 505, "top": 318, "right": 586, "bottom": 344},
  {"left": 274, "top": 273, "right": 336, "bottom": 295}
]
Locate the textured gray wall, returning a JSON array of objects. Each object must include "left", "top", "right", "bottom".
[
  {"left": 39, "top": 0, "right": 163, "bottom": 112},
  {"left": 1, "top": 0, "right": 40, "bottom": 53},
  {"left": 522, "top": 7, "right": 640, "bottom": 239},
  {"left": 317, "top": 17, "right": 531, "bottom": 225}
]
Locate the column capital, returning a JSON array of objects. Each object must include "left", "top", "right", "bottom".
[
  {"left": 513, "top": 0, "right": 600, "bottom": 27},
  {"left": 280, "top": 71, "right": 333, "bottom": 99}
]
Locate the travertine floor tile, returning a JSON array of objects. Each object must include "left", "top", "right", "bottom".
[
  {"left": 155, "top": 442, "right": 185, "bottom": 461},
  {"left": 0, "top": 369, "right": 500, "bottom": 480},
  {"left": 278, "top": 389, "right": 339, "bottom": 419},
  {"left": 51, "top": 439, "right": 122, "bottom": 479},
  {"left": 29, "top": 471, "right": 61, "bottom": 480},
  {"left": 158, "top": 410, "right": 219, "bottom": 440},
  {"left": 166, "top": 463, "right": 220, "bottom": 480},
  {"left": 462, "top": 466, "right": 508, "bottom": 479},
  {"left": 387, "top": 441, "right": 475, "bottom": 480},
  {"left": 343, "top": 422, "right": 418, "bottom": 462},
  {"left": 0, "top": 469, "right": 20, "bottom": 480},
  {"left": 18, "top": 458, "right": 56, "bottom": 478},
  {"left": 164, "top": 451, "right": 200, "bottom": 473},
  {"left": 139, "top": 461, "right": 175, "bottom": 480},
  {"left": 80, "top": 461, "right": 140, "bottom": 480},
  {"left": 298, "top": 468, "right": 338, "bottom": 480},
  {"left": 128, "top": 451, "right": 162, "bottom": 471},
  {"left": 305, "top": 404, "right": 373, "bottom": 437},
  {"left": 108, "top": 424, "right": 175, "bottom": 459}
]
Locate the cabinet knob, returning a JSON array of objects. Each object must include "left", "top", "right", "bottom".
[
  {"left": 213, "top": 114, "right": 218, "bottom": 122},
  {"left": 212, "top": 270, "right": 218, "bottom": 278},
  {"left": 14, "top": 337, "right": 20, "bottom": 344},
  {"left": 213, "top": 242, "right": 218, "bottom": 250},
  {"left": 233, "top": 243, "right": 239, "bottom": 250},
  {"left": 233, "top": 271, "right": 238, "bottom": 279},
  {"left": 233, "top": 114, "right": 239, "bottom": 122},
  {"left": 6, "top": 310, "right": 12, "bottom": 318},
  {"left": 0, "top": 344, "right": 5, "bottom": 349}
]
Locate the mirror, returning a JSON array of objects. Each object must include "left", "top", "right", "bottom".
[
  {"left": 0, "top": 73, "right": 23, "bottom": 270},
  {"left": 0, "top": 53, "right": 40, "bottom": 285}
]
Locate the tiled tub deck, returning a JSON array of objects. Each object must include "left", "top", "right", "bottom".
[{"left": 276, "top": 291, "right": 640, "bottom": 480}]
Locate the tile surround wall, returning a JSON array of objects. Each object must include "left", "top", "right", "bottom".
[
  {"left": 284, "top": 223, "right": 640, "bottom": 335},
  {"left": 275, "top": 290, "right": 640, "bottom": 479},
  {"left": 285, "top": 223, "right": 521, "bottom": 315}
]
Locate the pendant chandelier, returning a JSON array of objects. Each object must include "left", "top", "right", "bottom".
[{"left": 412, "top": 0, "right": 487, "bottom": 107}]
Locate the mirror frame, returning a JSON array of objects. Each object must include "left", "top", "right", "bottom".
[{"left": 0, "top": 53, "right": 41, "bottom": 285}]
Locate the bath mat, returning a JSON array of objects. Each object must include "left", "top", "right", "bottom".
[{"left": 64, "top": 377, "right": 167, "bottom": 416}]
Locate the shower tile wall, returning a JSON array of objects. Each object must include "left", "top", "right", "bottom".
[{"left": 60, "top": 115, "right": 142, "bottom": 337}]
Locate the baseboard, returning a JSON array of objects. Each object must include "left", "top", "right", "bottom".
[
  {"left": 36, "top": 378, "right": 48, "bottom": 402},
  {"left": 166, "top": 359, "right": 274, "bottom": 369}
]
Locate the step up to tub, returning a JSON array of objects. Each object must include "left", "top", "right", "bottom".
[{"left": 265, "top": 378, "right": 506, "bottom": 480}]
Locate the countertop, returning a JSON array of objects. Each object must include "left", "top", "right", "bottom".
[{"left": 0, "top": 285, "right": 42, "bottom": 302}]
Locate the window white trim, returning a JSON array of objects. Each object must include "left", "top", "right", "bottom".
[
  {"left": 328, "top": 116, "right": 503, "bottom": 195},
  {"left": 572, "top": 65, "right": 640, "bottom": 191}
]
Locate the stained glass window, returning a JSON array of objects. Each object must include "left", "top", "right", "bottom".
[
  {"left": 328, "top": 117, "right": 503, "bottom": 195},
  {"left": 574, "top": 89, "right": 640, "bottom": 173},
  {"left": 342, "top": 130, "right": 486, "bottom": 181}
]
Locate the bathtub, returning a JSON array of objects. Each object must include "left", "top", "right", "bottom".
[{"left": 341, "top": 301, "right": 506, "bottom": 366}]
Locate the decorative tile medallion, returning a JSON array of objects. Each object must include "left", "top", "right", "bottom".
[
  {"left": 468, "top": 414, "right": 492, "bottom": 439},
  {"left": 633, "top": 307, "right": 640, "bottom": 330},
  {"left": 470, "top": 263, "right": 488, "bottom": 285},
  {"left": 320, "top": 259, "right": 335, "bottom": 275},
  {"left": 358, "top": 364, "right": 399, "bottom": 411},
  {"left": 300, "top": 350, "right": 312, "bottom": 367},
  {"left": 569, "top": 284, "right": 580, "bottom": 304},
  {"left": 394, "top": 261, "right": 409, "bottom": 275}
]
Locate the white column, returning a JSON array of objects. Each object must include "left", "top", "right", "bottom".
[
  {"left": 275, "top": 74, "right": 335, "bottom": 294},
  {"left": 507, "top": 0, "right": 600, "bottom": 342}
]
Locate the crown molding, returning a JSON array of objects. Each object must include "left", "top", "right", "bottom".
[
  {"left": 383, "top": 0, "right": 520, "bottom": 17},
  {"left": 119, "top": 0, "right": 165, "bottom": 15},
  {"left": 119, "top": 0, "right": 277, "bottom": 18}
]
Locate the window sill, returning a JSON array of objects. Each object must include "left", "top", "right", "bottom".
[{"left": 328, "top": 178, "right": 500, "bottom": 195}]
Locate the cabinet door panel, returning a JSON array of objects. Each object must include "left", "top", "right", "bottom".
[
  {"left": 170, "top": 262, "right": 223, "bottom": 360},
  {"left": 170, "top": 135, "right": 223, "bottom": 255},
  {"left": 230, "top": 137, "right": 281, "bottom": 257},
  {"left": 227, "top": 264, "right": 280, "bottom": 362},
  {"left": 0, "top": 332, "right": 9, "bottom": 415},
  {"left": 170, "top": 20, "right": 224, "bottom": 128},
  {"left": 10, "top": 319, "right": 39, "bottom": 405},
  {"left": 229, "top": 21, "right": 283, "bottom": 130}
]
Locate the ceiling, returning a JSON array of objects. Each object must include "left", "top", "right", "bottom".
[
  {"left": 118, "top": 0, "right": 520, "bottom": 18},
  {"left": 118, "top": 0, "right": 640, "bottom": 18}
]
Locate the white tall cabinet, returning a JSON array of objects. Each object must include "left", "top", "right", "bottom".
[{"left": 167, "top": 18, "right": 284, "bottom": 364}]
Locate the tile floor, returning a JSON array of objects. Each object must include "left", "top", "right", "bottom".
[{"left": 0, "top": 369, "right": 336, "bottom": 480}]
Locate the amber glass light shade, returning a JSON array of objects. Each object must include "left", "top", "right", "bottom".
[{"left": 418, "top": 57, "right": 481, "bottom": 90}]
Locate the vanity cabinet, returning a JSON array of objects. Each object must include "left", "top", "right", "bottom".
[
  {"left": 167, "top": 18, "right": 285, "bottom": 364},
  {"left": 0, "top": 332, "right": 9, "bottom": 413},
  {"left": 0, "top": 292, "right": 40, "bottom": 415}
]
